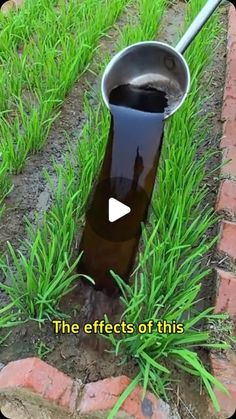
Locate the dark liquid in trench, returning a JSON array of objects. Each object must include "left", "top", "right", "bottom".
[{"left": 78, "top": 84, "right": 168, "bottom": 296}]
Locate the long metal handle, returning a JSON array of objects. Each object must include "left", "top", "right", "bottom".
[{"left": 175, "top": 0, "right": 222, "bottom": 54}]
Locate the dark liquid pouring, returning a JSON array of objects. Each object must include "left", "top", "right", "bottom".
[{"left": 78, "top": 84, "right": 168, "bottom": 296}]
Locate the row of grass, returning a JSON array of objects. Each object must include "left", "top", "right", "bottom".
[
  {"left": 106, "top": 0, "right": 229, "bottom": 415},
  {"left": 0, "top": 0, "right": 168, "bottom": 321},
  {"left": 0, "top": 0, "right": 59, "bottom": 114},
  {"left": 0, "top": 0, "right": 129, "bottom": 223},
  {"left": 0, "top": 0, "right": 139, "bottom": 321},
  {"left": 0, "top": 0, "right": 59, "bottom": 66},
  {"left": 0, "top": 0, "right": 228, "bottom": 414},
  {"left": 0, "top": 160, "right": 12, "bottom": 219},
  {"left": 0, "top": 0, "right": 129, "bottom": 171},
  {"left": 0, "top": 0, "right": 57, "bottom": 214},
  {"left": 0, "top": 0, "right": 57, "bottom": 203}
]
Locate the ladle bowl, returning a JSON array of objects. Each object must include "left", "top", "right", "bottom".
[
  {"left": 101, "top": 41, "right": 190, "bottom": 119},
  {"left": 101, "top": 0, "right": 235, "bottom": 119}
]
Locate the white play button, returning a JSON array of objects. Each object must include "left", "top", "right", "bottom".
[{"left": 108, "top": 198, "right": 131, "bottom": 223}]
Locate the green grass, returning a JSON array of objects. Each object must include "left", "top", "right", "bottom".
[
  {"left": 0, "top": 0, "right": 168, "bottom": 315},
  {"left": 0, "top": 300, "right": 23, "bottom": 328},
  {"left": 36, "top": 341, "right": 53, "bottom": 359},
  {"left": 0, "top": 0, "right": 129, "bottom": 222},
  {"left": 105, "top": 0, "right": 230, "bottom": 415},
  {"left": 0, "top": 0, "right": 57, "bottom": 57},
  {"left": 0, "top": 0, "right": 129, "bottom": 221},
  {"left": 0, "top": 0, "right": 229, "bottom": 415},
  {"left": 0, "top": 0, "right": 139, "bottom": 321},
  {"left": 208, "top": 314, "right": 236, "bottom": 348},
  {"left": 0, "top": 160, "right": 12, "bottom": 219}
]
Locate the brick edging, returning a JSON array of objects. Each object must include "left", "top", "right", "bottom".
[
  {"left": 0, "top": 357, "right": 171, "bottom": 419},
  {"left": 210, "top": 5, "right": 236, "bottom": 417}
]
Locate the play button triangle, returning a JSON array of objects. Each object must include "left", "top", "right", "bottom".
[{"left": 108, "top": 198, "right": 131, "bottom": 223}]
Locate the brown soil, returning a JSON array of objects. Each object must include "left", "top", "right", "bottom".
[
  {"left": 197, "top": 9, "right": 229, "bottom": 312},
  {"left": 0, "top": 283, "right": 139, "bottom": 383},
  {"left": 0, "top": 1, "right": 230, "bottom": 418}
]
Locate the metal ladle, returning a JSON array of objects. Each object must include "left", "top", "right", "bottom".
[{"left": 101, "top": 0, "right": 234, "bottom": 118}]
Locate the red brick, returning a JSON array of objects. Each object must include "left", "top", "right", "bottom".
[
  {"left": 221, "top": 120, "right": 236, "bottom": 149},
  {"left": 210, "top": 352, "right": 236, "bottom": 418},
  {"left": 221, "top": 98, "right": 236, "bottom": 123},
  {"left": 0, "top": 357, "right": 80, "bottom": 413},
  {"left": 221, "top": 146, "right": 236, "bottom": 177},
  {"left": 216, "top": 180, "right": 236, "bottom": 214},
  {"left": 218, "top": 221, "right": 236, "bottom": 260},
  {"left": 223, "top": 6, "right": 236, "bottom": 100},
  {"left": 215, "top": 269, "right": 236, "bottom": 316},
  {"left": 227, "top": 6, "right": 236, "bottom": 52},
  {"left": 221, "top": 6, "right": 236, "bottom": 151},
  {"left": 210, "top": 7, "right": 236, "bottom": 418},
  {"left": 78, "top": 376, "right": 170, "bottom": 419},
  {"left": 0, "top": 359, "right": 171, "bottom": 418}
]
